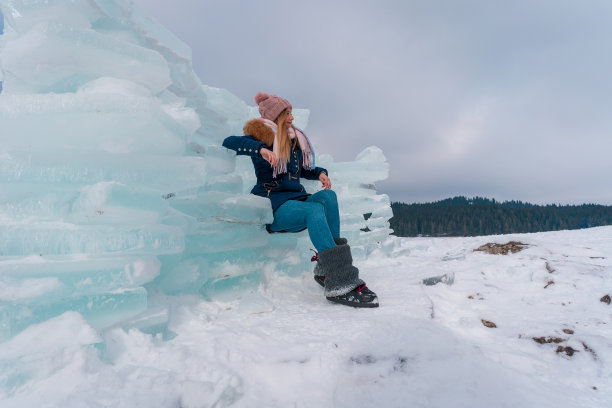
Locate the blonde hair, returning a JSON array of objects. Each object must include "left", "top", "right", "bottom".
[{"left": 274, "top": 109, "right": 296, "bottom": 164}]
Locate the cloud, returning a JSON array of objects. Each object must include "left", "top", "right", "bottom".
[{"left": 134, "top": 0, "right": 612, "bottom": 205}]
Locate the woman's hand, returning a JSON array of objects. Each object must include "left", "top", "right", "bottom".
[
  {"left": 319, "top": 172, "right": 332, "bottom": 190},
  {"left": 260, "top": 148, "right": 278, "bottom": 167}
]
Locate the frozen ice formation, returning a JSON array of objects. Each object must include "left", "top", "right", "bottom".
[{"left": 0, "top": 0, "right": 392, "bottom": 341}]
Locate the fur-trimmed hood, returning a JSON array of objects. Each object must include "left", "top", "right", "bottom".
[{"left": 243, "top": 119, "right": 275, "bottom": 147}]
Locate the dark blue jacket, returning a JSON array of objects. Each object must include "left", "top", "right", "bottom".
[{"left": 222, "top": 119, "right": 327, "bottom": 213}]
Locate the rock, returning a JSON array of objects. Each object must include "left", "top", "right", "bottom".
[
  {"left": 556, "top": 346, "right": 578, "bottom": 356},
  {"left": 600, "top": 294, "right": 611, "bottom": 305},
  {"left": 422, "top": 273, "right": 454, "bottom": 286},
  {"left": 582, "top": 342, "right": 598, "bottom": 360},
  {"left": 533, "top": 336, "right": 565, "bottom": 344},
  {"left": 473, "top": 241, "right": 528, "bottom": 255},
  {"left": 481, "top": 319, "right": 497, "bottom": 328}
]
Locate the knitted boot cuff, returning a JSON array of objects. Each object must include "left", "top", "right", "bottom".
[
  {"left": 314, "top": 238, "right": 347, "bottom": 276},
  {"left": 318, "top": 244, "right": 364, "bottom": 297},
  {"left": 313, "top": 262, "right": 324, "bottom": 277}
]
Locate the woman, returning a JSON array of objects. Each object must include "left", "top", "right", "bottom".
[{"left": 222, "top": 92, "right": 378, "bottom": 308}]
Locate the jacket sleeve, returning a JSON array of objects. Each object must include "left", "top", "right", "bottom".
[
  {"left": 301, "top": 166, "right": 328, "bottom": 180},
  {"left": 222, "top": 136, "right": 267, "bottom": 158}
]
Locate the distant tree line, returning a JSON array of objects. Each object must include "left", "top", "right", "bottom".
[{"left": 390, "top": 196, "right": 612, "bottom": 237}]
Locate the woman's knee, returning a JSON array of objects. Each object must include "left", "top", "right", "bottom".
[
  {"left": 318, "top": 189, "right": 337, "bottom": 199},
  {"left": 311, "top": 189, "right": 338, "bottom": 206}
]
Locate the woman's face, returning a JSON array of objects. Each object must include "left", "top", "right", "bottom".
[{"left": 285, "top": 111, "right": 294, "bottom": 126}]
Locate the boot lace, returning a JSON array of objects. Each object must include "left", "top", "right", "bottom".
[{"left": 310, "top": 249, "right": 319, "bottom": 262}]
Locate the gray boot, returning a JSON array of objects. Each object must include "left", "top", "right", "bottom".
[
  {"left": 317, "top": 244, "right": 378, "bottom": 307},
  {"left": 317, "top": 244, "right": 365, "bottom": 297},
  {"left": 313, "top": 237, "right": 348, "bottom": 279},
  {"left": 332, "top": 237, "right": 348, "bottom": 245}
]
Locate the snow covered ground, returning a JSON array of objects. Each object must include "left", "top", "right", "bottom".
[{"left": 1, "top": 226, "right": 610, "bottom": 408}]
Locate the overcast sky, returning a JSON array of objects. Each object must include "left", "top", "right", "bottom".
[{"left": 134, "top": 0, "right": 612, "bottom": 205}]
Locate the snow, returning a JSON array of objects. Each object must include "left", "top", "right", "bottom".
[
  {"left": 1, "top": 227, "right": 610, "bottom": 407},
  {"left": 1, "top": 1, "right": 610, "bottom": 406}
]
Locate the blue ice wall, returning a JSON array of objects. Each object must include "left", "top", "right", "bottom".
[
  {"left": 0, "top": 0, "right": 392, "bottom": 342},
  {"left": 1, "top": 7, "right": 4, "bottom": 94}
]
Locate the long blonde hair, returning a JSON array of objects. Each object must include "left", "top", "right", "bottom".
[{"left": 274, "top": 109, "right": 295, "bottom": 164}]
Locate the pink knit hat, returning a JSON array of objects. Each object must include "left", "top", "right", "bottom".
[{"left": 254, "top": 91, "right": 292, "bottom": 121}]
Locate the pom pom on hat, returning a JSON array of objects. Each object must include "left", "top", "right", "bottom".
[
  {"left": 254, "top": 91, "right": 270, "bottom": 105},
  {"left": 254, "top": 91, "right": 292, "bottom": 121}
]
